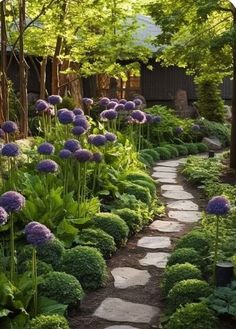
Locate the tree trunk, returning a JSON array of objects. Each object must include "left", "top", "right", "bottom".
[
  {"left": 40, "top": 57, "right": 48, "bottom": 99},
  {"left": 230, "top": 7, "right": 236, "bottom": 168}
]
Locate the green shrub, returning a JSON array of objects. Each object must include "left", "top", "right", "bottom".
[
  {"left": 167, "top": 279, "right": 211, "bottom": 312},
  {"left": 62, "top": 246, "right": 107, "bottom": 290},
  {"left": 141, "top": 149, "right": 160, "bottom": 161},
  {"left": 138, "top": 153, "right": 154, "bottom": 166},
  {"left": 122, "top": 182, "right": 152, "bottom": 204},
  {"left": 165, "top": 303, "right": 218, "bottom": 329},
  {"left": 126, "top": 172, "right": 156, "bottom": 185},
  {"left": 28, "top": 314, "right": 70, "bottom": 329},
  {"left": 19, "top": 259, "right": 53, "bottom": 276},
  {"left": 196, "top": 142, "right": 209, "bottom": 153},
  {"left": 162, "top": 263, "right": 202, "bottom": 295},
  {"left": 75, "top": 228, "right": 116, "bottom": 259},
  {"left": 112, "top": 208, "right": 143, "bottom": 235},
  {"left": 155, "top": 147, "right": 172, "bottom": 160},
  {"left": 185, "top": 143, "right": 199, "bottom": 155},
  {"left": 174, "top": 144, "right": 189, "bottom": 156},
  {"left": 36, "top": 238, "right": 65, "bottom": 270},
  {"left": 139, "top": 155, "right": 151, "bottom": 167},
  {"left": 57, "top": 96, "right": 76, "bottom": 110},
  {"left": 91, "top": 212, "right": 129, "bottom": 247},
  {"left": 39, "top": 271, "right": 84, "bottom": 308},
  {"left": 175, "top": 231, "right": 210, "bottom": 256},
  {"left": 199, "top": 119, "right": 230, "bottom": 146},
  {"left": 132, "top": 179, "right": 156, "bottom": 197},
  {"left": 167, "top": 248, "right": 201, "bottom": 268},
  {"left": 165, "top": 145, "right": 179, "bottom": 157}
]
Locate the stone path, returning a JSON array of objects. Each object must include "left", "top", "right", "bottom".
[{"left": 69, "top": 157, "right": 202, "bottom": 329}]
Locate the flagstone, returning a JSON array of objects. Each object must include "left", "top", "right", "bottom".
[
  {"left": 167, "top": 200, "right": 199, "bottom": 211},
  {"left": 153, "top": 166, "right": 177, "bottom": 173},
  {"left": 152, "top": 172, "right": 177, "bottom": 179},
  {"left": 161, "top": 184, "right": 184, "bottom": 192},
  {"left": 94, "top": 298, "right": 159, "bottom": 323},
  {"left": 168, "top": 210, "right": 202, "bottom": 223},
  {"left": 162, "top": 190, "right": 194, "bottom": 200},
  {"left": 149, "top": 220, "right": 184, "bottom": 233},
  {"left": 137, "top": 236, "right": 171, "bottom": 249},
  {"left": 156, "top": 160, "right": 180, "bottom": 167},
  {"left": 139, "top": 252, "right": 170, "bottom": 268},
  {"left": 105, "top": 326, "right": 140, "bottom": 329},
  {"left": 111, "top": 267, "right": 151, "bottom": 289},
  {"left": 155, "top": 178, "right": 177, "bottom": 184}
]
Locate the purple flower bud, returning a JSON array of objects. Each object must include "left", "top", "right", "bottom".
[
  {"left": 119, "top": 99, "right": 127, "bottom": 105},
  {"left": 74, "top": 149, "right": 93, "bottom": 162},
  {"left": 99, "top": 97, "right": 110, "bottom": 107},
  {"left": 73, "top": 115, "right": 90, "bottom": 129},
  {"left": 89, "top": 134, "right": 107, "bottom": 147},
  {"left": 2, "top": 121, "right": 18, "bottom": 134},
  {"left": 37, "top": 142, "right": 55, "bottom": 155},
  {"left": 2, "top": 143, "right": 20, "bottom": 157},
  {"left": 153, "top": 115, "right": 161, "bottom": 123},
  {"left": 107, "top": 101, "right": 117, "bottom": 109},
  {"left": 131, "top": 110, "right": 146, "bottom": 123},
  {"left": 36, "top": 100, "right": 49, "bottom": 112},
  {"left": 110, "top": 98, "right": 119, "bottom": 103},
  {"left": 59, "top": 149, "right": 72, "bottom": 159},
  {"left": 145, "top": 113, "right": 153, "bottom": 123},
  {"left": 114, "top": 104, "right": 125, "bottom": 111},
  {"left": 175, "top": 127, "right": 183, "bottom": 135},
  {"left": 124, "top": 101, "right": 135, "bottom": 111},
  {"left": 133, "top": 98, "right": 143, "bottom": 106},
  {"left": 100, "top": 109, "right": 118, "bottom": 121},
  {"left": 73, "top": 108, "right": 84, "bottom": 116},
  {"left": 48, "top": 95, "right": 62, "bottom": 105},
  {"left": 72, "top": 126, "right": 86, "bottom": 136},
  {"left": 105, "top": 132, "right": 117, "bottom": 142},
  {"left": 36, "top": 159, "right": 59, "bottom": 173},
  {"left": 0, "top": 129, "right": 5, "bottom": 139},
  {"left": 64, "top": 139, "right": 81, "bottom": 153},
  {"left": 25, "top": 221, "right": 54, "bottom": 246},
  {"left": 83, "top": 98, "right": 93, "bottom": 106},
  {"left": 206, "top": 196, "right": 230, "bottom": 216},
  {"left": 0, "top": 191, "right": 25, "bottom": 213},
  {"left": 0, "top": 207, "right": 8, "bottom": 225},
  {"left": 92, "top": 152, "right": 103, "bottom": 163},
  {"left": 58, "top": 109, "right": 75, "bottom": 124}
]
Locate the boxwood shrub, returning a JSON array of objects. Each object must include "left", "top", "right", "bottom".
[
  {"left": 141, "top": 149, "right": 160, "bottom": 161},
  {"left": 75, "top": 228, "right": 116, "bottom": 259},
  {"left": 196, "top": 142, "right": 209, "bottom": 153},
  {"left": 138, "top": 153, "right": 154, "bottom": 166},
  {"left": 126, "top": 172, "right": 156, "bottom": 185},
  {"left": 175, "top": 231, "right": 210, "bottom": 256},
  {"left": 155, "top": 147, "right": 172, "bottom": 160},
  {"left": 122, "top": 182, "right": 152, "bottom": 204},
  {"left": 28, "top": 315, "right": 70, "bottom": 329},
  {"left": 131, "top": 179, "right": 156, "bottom": 197},
  {"left": 19, "top": 259, "right": 53, "bottom": 276},
  {"left": 90, "top": 212, "right": 129, "bottom": 247},
  {"left": 174, "top": 144, "right": 189, "bottom": 156},
  {"left": 185, "top": 143, "right": 199, "bottom": 155},
  {"left": 165, "top": 145, "right": 179, "bottom": 157},
  {"left": 62, "top": 246, "right": 107, "bottom": 290},
  {"left": 112, "top": 208, "right": 143, "bottom": 235},
  {"left": 162, "top": 263, "right": 202, "bottom": 295},
  {"left": 167, "top": 248, "right": 201, "bottom": 268}
]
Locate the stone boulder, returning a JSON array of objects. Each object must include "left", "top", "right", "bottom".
[{"left": 202, "top": 137, "right": 222, "bottom": 150}]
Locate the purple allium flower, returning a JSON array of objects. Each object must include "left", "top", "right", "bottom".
[
  {"left": 0, "top": 129, "right": 5, "bottom": 139},
  {"left": 131, "top": 110, "right": 146, "bottom": 123},
  {"left": 37, "top": 142, "right": 55, "bottom": 155},
  {"left": 0, "top": 191, "right": 25, "bottom": 213},
  {"left": 59, "top": 149, "right": 72, "bottom": 159},
  {"left": 73, "top": 115, "right": 90, "bottom": 129},
  {"left": 110, "top": 98, "right": 119, "bottom": 103},
  {"left": 124, "top": 101, "right": 135, "bottom": 111},
  {"left": 115, "top": 104, "right": 125, "bottom": 111},
  {"left": 119, "top": 99, "right": 127, "bottom": 105},
  {"left": 0, "top": 207, "right": 8, "bottom": 225},
  {"left": 58, "top": 109, "right": 75, "bottom": 124},
  {"left": 206, "top": 196, "right": 230, "bottom": 216},
  {"left": 25, "top": 221, "right": 54, "bottom": 246},
  {"left": 74, "top": 149, "right": 92, "bottom": 162},
  {"left": 73, "top": 108, "right": 84, "bottom": 116},
  {"left": 57, "top": 108, "right": 67, "bottom": 117},
  {"left": 72, "top": 126, "right": 86, "bottom": 136},
  {"left": 100, "top": 109, "right": 118, "bottom": 121},
  {"left": 175, "top": 127, "right": 183, "bottom": 134},
  {"left": 35, "top": 100, "right": 49, "bottom": 112},
  {"left": 64, "top": 139, "right": 81, "bottom": 153},
  {"left": 153, "top": 115, "right": 161, "bottom": 123},
  {"left": 99, "top": 97, "right": 110, "bottom": 107},
  {"left": 88, "top": 134, "right": 96, "bottom": 144},
  {"left": 83, "top": 98, "right": 93, "bottom": 106},
  {"left": 36, "top": 159, "right": 59, "bottom": 173},
  {"left": 2, "top": 121, "right": 18, "bottom": 134},
  {"left": 92, "top": 152, "right": 103, "bottom": 163},
  {"left": 105, "top": 132, "right": 117, "bottom": 142},
  {"left": 1, "top": 143, "right": 20, "bottom": 157},
  {"left": 145, "top": 113, "right": 153, "bottom": 123},
  {"left": 48, "top": 95, "right": 62, "bottom": 105},
  {"left": 133, "top": 98, "right": 143, "bottom": 106},
  {"left": 89, "top": 134, "right": 107, "bottom": 147},
  {"left": 192, "top": 124, "right": 201, "bottom": 131},
  {"left": 107, "top": 101, "right": 117, "bottom": 109}
]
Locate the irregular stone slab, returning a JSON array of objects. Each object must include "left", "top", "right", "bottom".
[
  {"left": 150, "top": 220, "right": 184, "bottom": 233},
  {"left": 168, "top": 210, "right": 202, "bottom": 223},
  {"left": 167, "top": 200, "right": 199, "bottom": 211},
  {"left": 111, "top": 267, "right": 151, "bottom": 289},
  {"left": 161, "top": 184, "right": 184, "bottom": 192},
  {"left": 152, "top": 172, "right": 177, "bottom": 179},
  {"left": 94, "top": 298, "right": 159, "bottom": 323},
  {"left": 153, "top": 166, "right": 177, "bottom": 173},
  {"left": 139, "top": 252, "right": 170, "bottom": 268},
  {"left": 157, "top": 160, "right": 180, "bottom": 167},
  {"left": 105, "top": 326, "right": 139, "bottom": 329},
  {"left": 138, "top": 236, "right": 171, "bottom": 249},
  {"left": 157, "top": 178, "right": 177, "bottom": 184},
  {"left": 162, "top": 190, "right": 194, "bottom": 200},
  {"left": 202, "top": 137, "right": 222, "bottom": 151}
]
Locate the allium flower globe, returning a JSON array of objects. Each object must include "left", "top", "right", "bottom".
[
  {"left": 0, "top": 207, "right": 8, "bottom": 225},
  {"left": 37, "top": 159, "right": 59, "bottom": 173},
  {"left": 59, "top": 149, "right": 72, "bottom": 159},
  {"left": 105, "top": 132, "right": 117, "bottom": 142},
  {"left": 58, "top": 109, "right": 75, "bottom": 124},
  {"left": 73, "top": 115, "right": 90, "bottom": 129},
  {"left": 48, "top": 95, "right": 62, "bottom": 105},
  {"left": 206, "top": 196, "right": 230, "bottom": 216},
  {"left": 107, "top": 101, "right": 117, "bottom": 109},
  {"left": 2, "top": 143, "right": 20, "bottom": 157},
  {"left": 90, "top": 134, "right": 107, "bottom": 147},
  {"left": 92, "top": 152, "right": 103, "bottom": 163},
  {"left": 99, "top": 97, "right": 110, "bottom": 107},
  {"left": 153, "top": 115, "right": 161, "bottom": 123},
  {"left": 74, "top": 149, "right": 92, "bottom": 162},
  {"left": 110, "top": 98, "right": 119, "bottom": 103},
  {"left": 175, "top": 127, "right": 183, "bottom": 134},
  {"left": 0, "top": 191, "right": 25, "bottom": 213},
  {"left": 35, "top": 100, "right": 49, "bottom": 112},
  {"left": 119, "top": 99, "right": 127, "bottom": 105},
  {"left": 25, "top": 221, "right": 54, "bottom": 246},
  {"left": 124, "top": 101, "right": 135, "bottom": 111},
  {"left": 115, "top": 104, "right": 125, "bottom": 111},
  {"left": 2, "top": 121, "right": 18, "bottom": 134},
  {"left": 37, "top": 142, "right": 55, "bottom": 155},
  {"left": 131, "top": 110, "right": 146, "bottom": 123},
  {"left": 145, "top": 113, "right": 154, "bottom": 123},
  {"left": 64, "top": 139, "right": 81, "bottom": 153},
  {"left": 100, "top": 109, "right": 118, "bottom": 121},
  {"left": 73, "top": 108, "right": 84, "bottom": 116},
  {"left": 72, "top": 126, "right": 86, "bottom": 136},
  {"left": 82, "top": 98, "right": 93, "bottom": 106},
  {"left": 192, "top": 124, "right": 201, "bottom": 131},
  {"left": 57, "top": 109, "right": 67, "bottom": 117},
  {"left": 133, "top": 98, "right": 143, "bottom": 106}
]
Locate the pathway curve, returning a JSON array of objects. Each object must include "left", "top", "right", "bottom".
[{"left": 69, "top": 158, "right": 202, "bottom": 329}]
